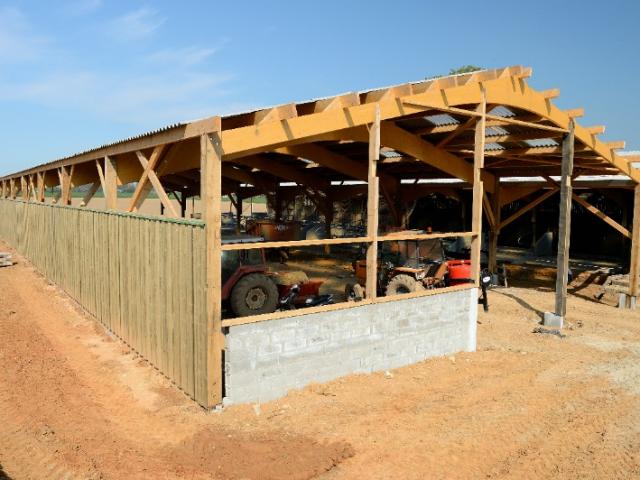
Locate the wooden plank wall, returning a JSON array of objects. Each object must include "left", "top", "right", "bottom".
[{"left": 0, "top": 199, "right": 209, "bottom": 406}]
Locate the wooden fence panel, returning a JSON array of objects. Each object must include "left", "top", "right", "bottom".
[{"left": 0, "top": 199, "right": 208, "bottom": 405}]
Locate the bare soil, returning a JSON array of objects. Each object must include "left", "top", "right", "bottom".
[{"left": 1, "top": 241, "right": 639, "bottom": 479}]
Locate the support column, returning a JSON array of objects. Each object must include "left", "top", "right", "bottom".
[
  {"left": 235, "top": 195, "right": 243, "bottom": 233},
  {"left": 628, "top": 185, "right": 640, "bottom": 308},
  {"left": 365, "top": 106, "right": 381, "bottom": 300},
  {"left": 60, "top": 166, "right": 73, "bottom": 205},
  {"left": 104, "top": 156, "right": 118, "bottom": 210},
  {"left": 177, "top": 191, "right": 186, "bottom": 218},
  {"left": 200, "top": 118, "right": 223, "bottom": 408},
  {"left": 545, "top": 120, "right": 575, "bottom": 327},
  {"left": 531, "top": 206, "right": 537, "bottom": 249},
  {"left": 37, "top": 172, "right": 46, "bottom": 202},
  {"left": 470, "top": 92, "right": 486, "bottom": 284},
  {"left": 21, "top": 176, "right": 28, "bottom": 201},
  {"left": 488, "top": 179, "right": 501, "bottom": 273},
  {"left": 9, "top": 178, "right": 16, "bottom": 199},
  {"left": 323, "top": 195, "right": 334, "bottom": 254}
]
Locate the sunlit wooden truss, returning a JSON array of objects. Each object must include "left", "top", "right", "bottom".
[{"left": 2, "top": 64, "right": 640, "bottom": 358}]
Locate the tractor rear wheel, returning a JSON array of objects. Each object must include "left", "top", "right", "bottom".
[
  {"left": 230, "top": 273, "right": 279, "bottom": 317},
  {"left": 385, "top": 274, "right": 425, "bottom": 296}
]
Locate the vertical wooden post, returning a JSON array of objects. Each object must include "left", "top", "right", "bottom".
[
  {"left": 37, "top": 172, "right": 46, "bottom": 202},
  {"left": 366, "top": 106, "right": 381, "bottom": 300},
  {"left": 628, "top": 185, "right": 640, "bottom": 304},
  {"left": 201, "top": 118, "right": 223, "bottom": 408},
  {"left": 470, "top": 91, "right": 487, "bottom": 284},
  {"left": 552, "top": 120, "right": 575, "bottom": 321},
  {"left": 235, "top": 195, "right": 243, "bottom": 233},
  {"left": 531, "top": 206, "right": 537, "bottom": 249},
  {"left": 323, "top": 195, "right": 334, "bottom": 255},
  {"left": 488, "top": 178, "right": 501, "bottom": 273},
  {"left": 104, "top": 156, "right": 118, "bottom": 210},
  {"left": 180, "top": 191, "right": 188, "bottom": 218},
  {"left": 21, "top": 176, "right": 28, "bottom": 201},
  {"left": 59, "top": 166, "right": 73, "bottom": 205}
]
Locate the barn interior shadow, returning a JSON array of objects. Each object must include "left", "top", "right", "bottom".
[{"left": 0, "top": 463, "right": 11, "bottom": 480}]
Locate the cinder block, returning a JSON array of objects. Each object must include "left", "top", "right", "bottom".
[
  {"left": 225, "top": 287, "right": 475, "bottom": 404},
  {"left": 543, "top": 312, "right": 564, "bottom": 328}
]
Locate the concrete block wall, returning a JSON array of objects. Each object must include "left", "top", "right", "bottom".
[{"left": 224, "top": 287, "right": 478, "bottom": 404}]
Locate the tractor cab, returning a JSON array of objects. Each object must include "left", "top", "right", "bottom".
[{"left": 221, "top": 235, "right": 279, "bottom": 318}]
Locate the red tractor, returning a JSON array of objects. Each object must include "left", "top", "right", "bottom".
[{"left": 222, "top": 235, "right": 279, "bottom": 317}]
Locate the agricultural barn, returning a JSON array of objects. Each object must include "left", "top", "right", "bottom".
[{"left": 1, "top": 66, "right": 639, "bottom": 408}]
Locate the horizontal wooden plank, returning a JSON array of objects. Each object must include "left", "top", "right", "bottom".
[
  {"left": 220, "top": 236, "right": 372, "bottom": 251},
  {"left": 221, "top": 299, "right": 375, "bottom": 327},
  {"left": 377, "top": 231, "right": 476, "bottom": 242},
  {"left": 221, "top": 284, "right": 477, "bottom": 327}
]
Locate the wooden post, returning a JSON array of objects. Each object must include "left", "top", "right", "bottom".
[
  {"left": 80, "top": 182, "right": 100, "bottom": 207},
  {"left": 201, "top": 119, "right": 223, "bottom": 408},
  {"left": 323, "top": 195, "right": 334, "bottom": 254},
  {"left": 235, "top": 194, "right": 243, "bottom": 233},
  {"left": 629, "top": 185, "right": 640, "bottom": 304},
  {"left": 488, "top": 178, "right": 501, "bottom": 273},
  {"left": 548, "top": 120, "right": 575, "bottom": 324},
  {"left": 21, "top": 176, "right": 28, "bottom": 201},
  {"left": 180, "top": 191, "right": 188, "bottom": 218},
  {"left": 59, "top": 166, "right": 73, "bottom": 205},
  {"left": 470, "top": 92, "right": 486, "bottom": 284},
  {"left": 366, "top": 106, "right": 381, "bottom": 300},
  {"left": 37, "top": 172, "right": 46, "bottom": 202},
  {"left": 104, "top": 156, "right": 118, "bottom": 210},
  {"left": 531, "top": 206, "right": 537, "bottom": 249}
]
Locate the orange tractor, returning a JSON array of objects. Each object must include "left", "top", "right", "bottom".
[{"left": 345, "top": 238, "right": 489, "bottom": 309}]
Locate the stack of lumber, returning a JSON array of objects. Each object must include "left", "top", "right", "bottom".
[{"left": 0, "top": 252, "right": 13, "bottom": 267}]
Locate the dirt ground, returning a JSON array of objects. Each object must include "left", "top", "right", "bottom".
[{"left": 1, "top": 242, "right": 640, "bottom": 479}]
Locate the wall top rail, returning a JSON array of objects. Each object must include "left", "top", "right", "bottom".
[
  {"left": 220, "top": 231, "right": 476, "bottom": 251},
  {"left": 0, "top": 198, "right": 206, "bottom": 227},
  {"left": 377, "top": 231, "right": 476, "bottom": 242},
  {"left": 220, "top": 284, "right": 476, "bottom": 328},
  {"left": 220, "top": 236, "right": 372, "bottom": 251}
]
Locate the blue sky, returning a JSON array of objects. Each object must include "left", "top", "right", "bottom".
[{"left": 1, "top": 0, "right": 638, "bottom": 175}]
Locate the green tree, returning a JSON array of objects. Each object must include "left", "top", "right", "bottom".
[{"left": 449, "top": 65, "right": 483, "bottom": 75}]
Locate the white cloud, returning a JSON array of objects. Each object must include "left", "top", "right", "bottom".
[
  {"left": 108, "top": 8, "right": 165, "bottom": 40},
  {"left": 0, "top": 6, "right": 240, "bottom": 132},
  {"left": 0, "top": 68, "right": 237, "bottom": 125},
  {"left": 0, "top": 6, "right": 50, "bottom": 63}
]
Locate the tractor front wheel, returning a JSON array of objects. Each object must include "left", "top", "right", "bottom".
[
  {"left": 230, "top": 273, "right": 279, "bottom": 317},
  {"left": 385, "top": 274, "right": 425, "bottom": 296}
]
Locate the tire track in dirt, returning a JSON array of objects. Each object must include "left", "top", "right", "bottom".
[
  {"left": 0, "top": 245, "right": 354, "bottom": 479},
  {"left": 0, "top": 399, "right": 84, "bottom": 480}
]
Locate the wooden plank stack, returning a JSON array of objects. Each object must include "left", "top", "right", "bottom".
[{"left": 0, "top": 252, "right": 13, "bottom": 267}]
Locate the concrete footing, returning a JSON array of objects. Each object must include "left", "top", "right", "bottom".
[
  {"left": 617, "top": 294, "right": 638, "bottom": 310},
  {"left": 543, "top": 312, "right": 564, "bottom": 328},
  {"left": 224, "top": 288, "right": 478, "bottom": 405}
]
